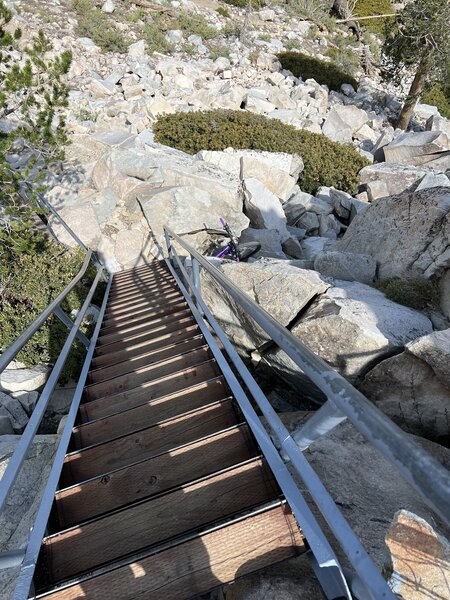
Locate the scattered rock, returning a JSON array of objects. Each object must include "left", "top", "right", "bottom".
[
  {"left": 339, "top": 186, "right": 450, "bottom": 316},
  {"left": 301, "top": 236, "right": 330, "bottom": 261},
  {"left": 314, "top": 251, "right": 376, "bottom": 284},
  {"left": 101, "top": 0, "right": 116, "bottom": 13},
  {"left": 322, "top": 107, "right": 353, "bottom": 143},
  {"left": 0, "top": 365, "right": 48, "bottom": 394},
  {"left": 383, "top": 131, "right": 450, "bottom": 171},
  {"left": 267, "top": 280, "right": 432, "bottom": 385},
  {"left": 385, "top": 510, "right": 450, "bottom": 600},
  {"left": 203, "top": 261, "right": 329, "bottom": 351},
  {"left": 359, "top": 163, "right": 432, "bottom": 197}
]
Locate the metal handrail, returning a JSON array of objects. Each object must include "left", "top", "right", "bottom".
[
  {"left": 0, "top": 266, "right": 105, "bottom": 514},
  {"left": 164, "top": 226, "right": 450, "bottom": 525},
  {"left": 0, "top": 250, "right": 93, "bottom": 374},
  {"left": 12, "top": 275, "right": 112, "bottom": 599}
]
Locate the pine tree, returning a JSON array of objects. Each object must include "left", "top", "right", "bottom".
[
  {"left": 383, "top": 0, "right": 450, "bottom": 130},
  {"left": 0, "top": 0, "right": 72, "bottom": 259}
]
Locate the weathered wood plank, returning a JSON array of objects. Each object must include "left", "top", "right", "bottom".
[
  {"left": 106, "top": 281, "right": 178, "bottom": 306},
  {"left": 62, "top": 399, "right": 239, "bottom": 485},
  {"left": 79, "top": 360, "right": 220, "bottom": 422},
  {"left": 89, "top": 324, "right": 200, "bottom": 369},
  {"left": 43, "top": 459, "right": 278, "bottom": 583},
  {"left": 94, "top": 316, "right": 196, "bottom": 356},
  {"left": 74, "top": 375, "right": 229, "bottom": 447},
  {"left": 97, "top": 308, "right": 192, "bottom": 346},
  {"left": 101, "top": 300, "right": 187, "bottom": 332},
  {"left": 56, "top": 424, "right": 257, "bottom": 528},
  {"left": 84, "top": 345, "right": 212, "bottom": 401},
  {"left": 87, "top": 335, "right": 205, "bottom": 384},
  {"left": 101, "top": 297, "right": 186, "bottom": 330},
  {"left": 103, "top": 290, "right": 182, "bottom": 318},
  {"left": 40, "top": 506, "right": 303, "bottom": 600}
]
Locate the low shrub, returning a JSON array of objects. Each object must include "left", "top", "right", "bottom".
[
  {"left": 421, "top": 83, "right": 450, "bottom": 119},
  {"left": 354, "top": 0, "right": 394, "bottom": 34},
  {"left": 325, "top": 46, "right": 360, "bottom": 75},
  {"left": 221, "top": 0, "right": 263, "bottom": 8},
  {"left": 72, "top": 1, "right": 129, "bottom": 52},
  {"left": 154, "top": 109, "right": 369, "bottom": 194},
  {"left": 216, "top": 6, "right": 230, "bottom": 17},
  {"left": 374, "top": 277, "right": 441, "bottom": 310},
  {"left": 144, "top": 22, "right": 173, "bottom": 54},
  {"left": 0, "top": 240, "right": 103, "bottom": 383},
  {"left": 277, "top": 51, "right": 358, "bottom": 91},
  {"left": 222, "top": 22, "right": 241, "bottom": 37},
  {"left": 177, "top": 11, "right": 217, "bottom": 39},
  {"left": 209, "top": 45, "right": 231, "bottom": 60}
]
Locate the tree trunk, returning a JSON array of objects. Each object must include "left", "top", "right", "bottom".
[{"left": 396, "top": 54, "right": 430, "bottom": 130}]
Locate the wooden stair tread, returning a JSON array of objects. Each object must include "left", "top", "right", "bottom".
[
  {"left": 87, "top": 334, "right": 206, "bottom": 384},
  {"left": 42, "top": 458, "right": 278, "bottom": 584},
  {"left": 103, "top": 290, "right": 183, "bottom": 317},
  {"left": 97, "top": 308, "right": 192, "bottom": 345},
  {"left": 55, "top": 424, "right": 257, "bottom": 528},
  {"left": 37, "top": 505, "right": 304, "bottom": 600},
  {"left": 106, "top": 281, "right": 178, "bottom": 305},
  {"left": 90, "top": 324, "right": 200, "bottom": 368},
  {"left": 74, "top": 376, "right": 229, "bottom": 447},
  {"left": 62, "top": 399, "right": 240, "bottom": 486},
  {"left": 84, "top": 345, "right": 212, "bottom": 401},
  {"left": 94, "top": 315, "right": 197, "bottom": 355},
  {"left": 78, "top": 360, "right": 221, "bottom": 422},
  {"left": 100, "top": 300, "right": 188, "bottom": 333},
  {"left": 101, "top": 297, "right": 187, "bottom": 330}
]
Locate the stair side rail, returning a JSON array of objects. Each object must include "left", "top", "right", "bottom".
[
  {"left": 164, "top": 225, "right": 450, "bottom": 599},
  {"left": 0, "top": 224, "right": 112, "bottom": 592}
]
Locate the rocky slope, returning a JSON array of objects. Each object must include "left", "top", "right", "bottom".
[{"left": 1, "top": 0, "right": 450, "bottom": 597}]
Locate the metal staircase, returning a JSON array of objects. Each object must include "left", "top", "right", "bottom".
[{"left": 0, "top": 215, "right": 449, "bottom": 600}]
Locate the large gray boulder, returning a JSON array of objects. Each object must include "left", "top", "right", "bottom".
[
  {"left": 203, "top": 261, "right": 329, "bottom": 351},
  {"left": 359, "top": 163, "right": 436, "bottom": 197},
  {"left": 140, "top": 185, "right": 248, "bottom": 250},
  {"left": 239, "top": 228, "right": 285, "bottom": 258},
  {"left": 92, "top": 147, "right": 164, "bottom": 197},
  {"left": 143, "top": 143, "right": 246, "bottom": 218},
  {"left": 321, "top": 107, "right": 353, "bottom": 143},
  {"left": 243, "top": 178, "right": 289, "bottom": 241},
  {"left": 277, "top": 414, "right": 450, "bottom": 572},
  {"left": 359, "top": 348, "right": 450, "bottom": 443},
  {"left": 408, "top": 329, "right": 450, "bottom": 387},
  {"left": 314, "top": 251, "right": 376, "bottom": 284},
  {"left": 0, "top": 365, "right": 48, "bottom": 394},
  {"left": 338, "top": 187, "right": 450, "bottom": 317},
  {"left": 360, "top": 329, "right": 450, "bottom": 442},
  {"left": 196, "top": 149, "right": 302, "bottom": 202},
  {"left": 264, "top": 280, "right": 432, "bottom": 384},
  {"left": 383, "top": 131, "right": 450, "bottom": 171},
  {"left": 49, "top": 201, "right": 104, "bottom": 249}
]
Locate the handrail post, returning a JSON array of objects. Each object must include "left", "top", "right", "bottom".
[
  {"left": 164, "top": 229, "right": 173, "bottom": 265},
  {"left": 191, "top": 256, "right": 203, "bottom": 314}
]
